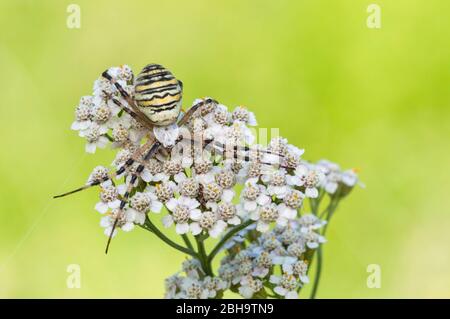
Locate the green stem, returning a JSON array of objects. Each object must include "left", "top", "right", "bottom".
[
  {"left": 181, "top": 234, "right": 194, "bottom": 251},
  {"left": 141, "top": 217, "right": 197, "bottom": 258},
  {"left": 207, "top": 220, "right": 254, "bottom": 265},
  {"left": 310, "top": 246, "right": 322, "bottom": 299},
  {"left": 105, "top": 133, "right": 114, "bottom": 142},
  {"left": 196, "top": 235, "right": 213, "bottom": 276},
  {"left": 309, "top": 190, "right": 342, "bottom": 299},
  {"left": 310, "top": 190, "right": 325, "bottom": 215},
  {"left": 322, "top": 192, "right": 341, "bottom": 236}
]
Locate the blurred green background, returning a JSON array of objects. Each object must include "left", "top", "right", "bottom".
[{"left": 0, "top": 0, "right": 449, "bottom": 298}]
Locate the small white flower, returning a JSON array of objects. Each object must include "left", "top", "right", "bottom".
[
  {"left": 177, "top": 177, "right": 200, "bottom": 198},
  {"left": 286, "top": 144, "right": 305, "bottom": 158},
  {"left": 202, "top": 276, "right": 227, "bottom": 298},
  {"left": 231, "top": 106, "right": 257, "bottom": 126},
  {"left": 252, "top": 251, "right": 273, "bottom": 278},
  {"left": 161, "top": 159, "right": 187, "bottom": 184},
  {"left": 239, "top": 180, "right": 271, "bottom": 214},
  {"left": 211, "top": 202, "right": 241, "bottom": 226},
  {"left": 317, "top": 160, "right": 345, "bottom": 194},
  {"left": 341, "top": 169, "right": 359, "bottom": 187},
  {"left": 224, "top": 159, "right": 249, "bottom": 184},
  {"left": 265, "top": 170, "right": 290, "bottom": 199},
  {"left": 190, "top": 211, "right": 227, "bottom": 238},
  {"left": 215, "top": 169, "right": 236, "bottom": 203},
  {"left": 164, "top": 274, "right": 182, "bottom": 299},
  {"left": 238, "top": 275, "right": 263, "bottom": 298},
  {"left": 93, "top": 68, "right": 131, "bottom": 103},
  {"left": 201, "top": 182, "right": 224, "bottom": 205},
  {"left": 163, "top": 197, "right": 201, "bottom": 235},
  {"left": 71, "top": 96, "right": 93, "bottom": 131},
  {"left": 192, "top": 158, "right": 218, "bottom": 184},
  {"left": 267, "top": 136, "right": 289, "bottom": 155},
  {"left": 224, "top": 121, "right": 255, "bottom": 145},
  {"left": 149, "top": 181, "right": 177, "bottom": 203},
  {"left": 127, "top": 117, "right": 147, "bottom": 144},
  {"left": 182, "top": 259, "right": 203, "bottom": 279},
  {"left": 283, "top": 260, "right": 310, "bottom": 284},
  {"left": 127, "top": 191, "right": 163, "bottom": 225},
  {"left": 87, "top": 165, "right": 111, "bottom": 186},
  {"left": 100, "top": 208, "right": 135, "bottom": 237},
  {"left": 79, "top": 122, "right": 109, "bottom": 153},
  {"left": 153, "top": 123, "right": 180, "bottom": 147},
  {"left": 209, "top": 104, "right": 230, "bottom": 127},
  {"left": 141, "top": 159, "right": 166, "bottom": 183},
  {"left": 287, "top": 164, "right": 324, "bottom": 198},
  {"left": 270, "top": 274, "right": 299, "bottom": 299},
  {"left": 303, "top": 229, "right": 326, "bottom": 249},
  {"left": 298, "top": 214, "right": 326, "bottom": 233},
  {"left": 204, "top": 122, "right": 227, "bottom": 146},
  {"left": 95, "top": 185, "right": 120, "bottom": 214},
  {"left": 119, "top": 163, "right": 158, "bottom": 186},
  {"left": 91, "top": 100, "right": 120, "bottom": 131},
  {"left": 108, "top": 65, "right": 134, "bottom": 82},
  {"left": 252, "top": 203, "right": 286, "bottom": 232},
  {"left": 169, "top": 136, "right": 197, "bottom": 169},
  {"left": 277, "top": 190, "right": 304, "bottom": 219},
  {"left": 272, "top": 255, "right": 297, "bottom": 266},
  {"left": 178, "top": 277, "right": 206, "bottom": 299},
  {"left": 111, "top": 148, "right": 133, "bottom": 169}
]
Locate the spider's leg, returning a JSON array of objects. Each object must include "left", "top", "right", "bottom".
[
  {"left": 102, "top": 70, "right": 155, "bottom": 129},
  {"left": 184, "top": 137, "right": 285, "bottom": 163},
  {"left": 110, "top": 97, "right": 154, "bottom": 131},
  {"left": 104, "top": 173, "right": 138, "bottom": 254},
  {"left": 104, "top": 140, "right": 162, "bottom": 254},
  {"left": 168, "top": 98, "right": 217, "bottom": 158},
  {"left": 111, "top": 137, "right": 157, "bottom": 178},
  {"left": 53, "top": 138, "right": 158, "bottom": 199},
  {"left": 53, "top": 173, "right": 114, "bottom": 198},
  {"left": 177, "top": 97, "right": 218, "bottom": 127},
  {"left": 53, "top": 161, "right": 134, "bottom": 199},
  {"left": 206, "top": 139, "right": 285, "bottom": 157},
  {"left": 105, "top": 218, "right": 119, "bottom": 254},
  {"left": 207, "top": 139, "right": 290, "bottom": 169}
]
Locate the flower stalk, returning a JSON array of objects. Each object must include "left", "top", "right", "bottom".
[
  {"left": 309, "top": 187, "right": 343, "bottom": 299},
  {"left": 141, "top": 216, "right": 197, "bottom": 258},
  {"left": 207, "top": 220, "right": 254, "bottom": 266}
]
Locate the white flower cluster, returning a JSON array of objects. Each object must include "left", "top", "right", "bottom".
[
  {"left": 164, "top": 215, "right": 326, "bottom": 299},
  {"left": 71, "top": 65, "right": 144, "bottom": 153},
  {"left": 74, "top": 67, "right": 309, "bottom": 239},
  {"left": 217, "top": 215, "right": 325, "bottom": 299},
  {"left": 165, "top": 259, "right": 227, "bottom": 299},
  {"left": 67, "top": 65, "right": 360, "bottom": 299},
  {"left": 316, "top": 160, "right": 360, "bottom": 195}
]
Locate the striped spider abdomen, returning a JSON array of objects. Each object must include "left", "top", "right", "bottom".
[{"left": 134, "top": 64, "right": 183, "bottom": 126}]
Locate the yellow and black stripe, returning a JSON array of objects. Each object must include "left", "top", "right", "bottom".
[{"left": 134, "top": 64, "right": 183, "bottom": 126}]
